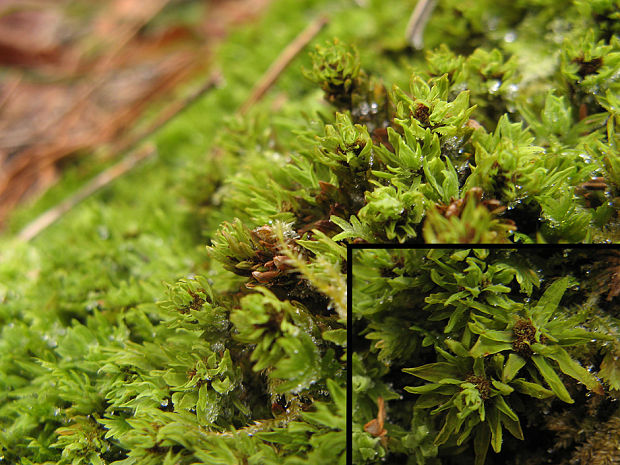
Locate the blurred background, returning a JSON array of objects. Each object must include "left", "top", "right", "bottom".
[{"left": 0, "top": 0, "right": 271, "bottom": 229}]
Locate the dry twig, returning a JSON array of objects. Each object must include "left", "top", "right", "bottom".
[
  {"left": 111, "top": 70, "right": 223, "bottom": 156},
  {"left": 17, "top": 70, "right": 222, "bottom": 241},
  {"left": 18, "top": 144, "right": 156, "bottom": 242},
  {"left": 238, "top": 15, "right": 329, "bottom": 114},
  {"left": 16, "top": 10, "right": 325, "bottom": 241},
  {"left": 405, "top": 0, "right": 436, "bottom": 49}
]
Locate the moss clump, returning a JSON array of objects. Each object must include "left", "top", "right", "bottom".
[
  {"left": 352, "top": 248, "right": 620, "bottom": 465},
  {"left": 187, "top": 0, "right": 619, "bottom": 244},
  {"left": 1, "top": 0, "right": 619, "bottom": 463}
]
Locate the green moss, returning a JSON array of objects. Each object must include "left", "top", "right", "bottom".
[
  {"left": 1, "top": 0, "right": 619, "bottom": 463},
  {"left": 352, "top": 248, "right": 620, "bottom": 464}
]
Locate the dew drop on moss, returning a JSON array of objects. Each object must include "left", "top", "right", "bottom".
[
  {"left": 42, "top": 334, "right": 57, "bottom": 348},
  {"left": 504, "top": 31, "right": 517, "bottom": 43},
  {"left": 489, "top": 80, "right": 501, "bottom": 94}
]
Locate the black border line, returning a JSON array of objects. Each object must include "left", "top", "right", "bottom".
[
  {"left": 346, "top": 244, "right": 353, "bottom": 465},
  {"left": 349, "top": 243, "right": 620, "bottom": 250},
  {"left": 345, "top": 242, "right": 620, "bottom": 465}
]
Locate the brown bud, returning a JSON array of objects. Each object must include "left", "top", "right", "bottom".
[
  {"left": 252, "top": 270, "right": 280, "bottom": 283},
  {"left": 273, "top": 255, "right": 291, "bottom": 271}
]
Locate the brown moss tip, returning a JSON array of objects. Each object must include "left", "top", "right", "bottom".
[
  {"left": 465, "top": 374, "right": 491, "bottom": 400},
  {"left": 179, "top": 290, "right": 206, "bottom": 314},
  {"left": 572, "top": 56, "right": 603, "bottom": 79},
  {"left": 512, "top": 318, "right": 537, "bottom": 358},
  {"left": 413, "top": 103, "right": 431, "bottom": 127}
]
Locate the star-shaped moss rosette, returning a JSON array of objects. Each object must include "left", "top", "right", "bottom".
[
  {"left": 468, "top": 277, "right": 608, "bottom": 402},
  {"left": 201, "top": 24, "right": 620, "bottom": 246},
  {"left": 304, "top": 39, "right": 362, "bottom": 110},
  {"left": 401, "top": 266, "right": 615, "bottom": 465},
  {"left": 403, "top": 349, "right": 525, "bottom": 465}
]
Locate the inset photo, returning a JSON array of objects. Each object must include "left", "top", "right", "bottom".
[{"left": 350, "top": 247, "right": 620, "bottom": 465}]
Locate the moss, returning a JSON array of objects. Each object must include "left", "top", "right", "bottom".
[
  {"left": 352, "top": 248, "right": 620, "bottom": 465},
  {"left": 1, "top": 0, "right": 619, "bottom": 463}
]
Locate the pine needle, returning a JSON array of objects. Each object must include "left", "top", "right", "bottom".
[{"left": 238, "top": 15, "right": 329, "bottom": 115}]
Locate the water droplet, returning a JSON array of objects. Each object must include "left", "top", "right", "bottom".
[
  {"left": 506, "top": 83, "right": 519, "bottom": 98},
  {"left": 504, "top": 31, "right": 517, "bottom": 43},
  {"left": 42, "top": 334, "right": 57, "bottom": 348}
]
